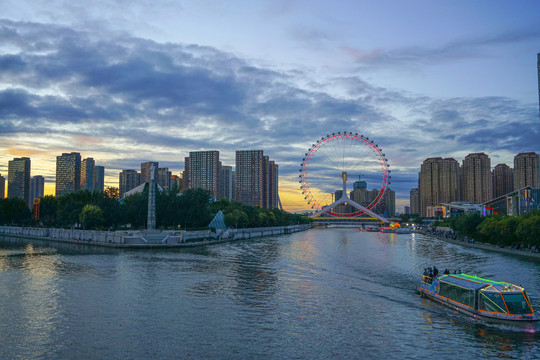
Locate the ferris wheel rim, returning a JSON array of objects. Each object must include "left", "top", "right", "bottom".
[{"left": 299, "top": 131, "right": 390, "bottom": 217}]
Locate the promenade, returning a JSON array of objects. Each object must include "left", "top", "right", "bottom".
[
  {"left": 0, "top": 224, "right": 312, "bottom": 248},
  {"left": 424, "top": 227, "right": 540, "bottom": 261}
]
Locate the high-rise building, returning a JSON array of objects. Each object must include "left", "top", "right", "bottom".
[
  {"left": 462, "top": 153, "right": 492, "bottom": 204},
  {"left": 537, "top": 52, "right": 540, "bottom": 117},
  {"left": 8, "top": 157, "right": 31, "bottom": 205},
  {"left": 418, "top": 157, "right": 460, "bottom": 217},
  {"left": 220, "top": 165, "right": 234, "bottom": 200},
  {"left": 0, "top": 173, "right": 5, "bottom": 199},
  {"left": 514, "top": 152, "right": 539, "bottom": 189},
  {"left": 30, "top": 175, "right": 45, "bottom": 207},
  {"left": 170, "top": 175, "right": 182, "bottom": 192},
  {"left": 410, "top": 188, "right": 419, "bottom": 215},
  {"left": 353, "top": 176, "right": 367, "bottom": 190},
  {"left": 56, "top": 152, "right": 81, "bottom": 197},
  {"left": 188, "top": 151, "right": 220, "bottom": 199},
  {"left": 156, "top": 167, "right": 172, "bottom": 190},
  {"left": 94, "top": 166, "right": 105, "bottom": 192},
  {"left": 141, "top": 162, "right": 159, "bottom": 184},
  {"left": 182, "top": 157, "right": 190, "bottom": 192},
  {"left": 235, "top": 150, "right": 264, "bottom": 207},
  {"left": 119, "top": 170, "right": 141, "bottom": 197},
  {"left": 268, "top": 160, "right": 279, "bottom": 209},
  {"left": 492, "top": 163, "right": 514, "bottom": 198},
  {"left": 81, "top": 157, "right": 95, "bottom": 191},
  {"left": 370, "top": 188, "right": 396, "bottom": 217},
  {"left": 262, "top": 156, "right": 271, "bottom": 208},
  {"left": 235, "top": 150, "right": 278, "bottom": 209}
]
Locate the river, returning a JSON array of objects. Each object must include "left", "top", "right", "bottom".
[{"left": 1, "top": 228, "right": 539, "bottom": 359}]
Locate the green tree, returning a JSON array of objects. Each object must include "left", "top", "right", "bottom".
[
  {"left": 516, "top": 213, "right": 540, "bottom": 247},
  {"left": 451, "top": 213, "right": 484, "bottom": 238},
  {"left": 477, "top": 215, "right": 503, "bottom": 244},
  {"left": 104, "top": 187, "right": 120, "bottom": 199},
  {"left": 498, "top": 216, "right": 521, "bottom": 245},
  {"left": 225, "top": 209, "right": 249, "bottom": 228},
  {"left": 0, "top": 198, "right": 32, "bottom": 225},
  {"left": 79, "top": 204, "right": 105, "bottom": 229},
  {"left": 178, "top": 188, "right": 211, "bottom": 228},
  {"left": 39, "top": 195, "right": 58, "bottom": 226},
  {"left": 123, "top": 190, "right": 148, "bottom": 229}
]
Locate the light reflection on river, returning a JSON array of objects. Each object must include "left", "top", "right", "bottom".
[{"left": 0, "top": 229, "right": 539, "bottom": 359}]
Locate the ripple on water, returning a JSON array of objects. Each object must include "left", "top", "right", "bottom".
[{"left": 1, "top": 231, "right": 540, "bottom": 359}]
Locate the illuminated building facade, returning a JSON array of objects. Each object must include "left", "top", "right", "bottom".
[
  {"left": 0, "top": 173, "right": 5, "bottom": 199},
  {"left": 56, "top": 152, "right": 81, "bottom": 197},
  {"left": 8, "top": 157, "right": 31, "bottom": 205},
  {"left": 81, "top": 157, "right": 95, "bottom": 191}
]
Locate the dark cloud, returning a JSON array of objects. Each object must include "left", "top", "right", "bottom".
[{"left": 0, "top": 19, "right": 538, "bottom": 206}]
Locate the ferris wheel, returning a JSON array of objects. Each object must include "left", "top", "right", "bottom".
[{"left": 299, "top": 132, "right": 390, "bottom": 217}]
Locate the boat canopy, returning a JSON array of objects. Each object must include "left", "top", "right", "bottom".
[{"left": 439, "top": 275, "right": 489, "bottom": 291}]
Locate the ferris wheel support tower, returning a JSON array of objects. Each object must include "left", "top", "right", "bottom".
[
  {"left": 300, "top": 132, "right": 391, "bottom": 222},
  {"left": 310, "top": 171, "right": 389, "bottom": 222}
]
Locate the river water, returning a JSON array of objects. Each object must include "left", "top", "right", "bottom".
[{"left": 1, "top": 229, "right": 539, "bottom": 359}]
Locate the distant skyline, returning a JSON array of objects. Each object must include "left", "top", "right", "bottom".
[{"left": 1, "top": 1, "right": 539, "bottom": 212}]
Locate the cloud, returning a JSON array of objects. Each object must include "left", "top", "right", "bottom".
[
  {"left": 343, "top": 29, "right": 540, "bottom": 69},
  {"left": 0, "top": 19, "right": 538, "bottom": 210}
]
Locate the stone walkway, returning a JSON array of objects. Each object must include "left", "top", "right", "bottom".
[{"left": 428, "top": 233, "right": 540, "bottom": 261}]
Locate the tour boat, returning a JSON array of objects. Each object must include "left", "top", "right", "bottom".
[
  {"left": 419, "top": 273, "right": 538, "bottom": 324},
  {"left": 380, "top": 227, "right": 395, "bottom": 233}
]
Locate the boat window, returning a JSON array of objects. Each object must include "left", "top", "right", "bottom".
[
  {"left": 502, "top": 293, "right": 532, "bottom": 315},
  {"left": 439, "top": 281, "right": 474, "bottom": 308},
  {"left": 479, "top": 291, "right": 507, "bottom": 313}
]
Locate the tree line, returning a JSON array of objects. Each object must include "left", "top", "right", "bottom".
[
  {"left": 447, "top": 211, "right": 540, "bottom": 247},
  {"left": 399, "top": 211, "right": 540, "bottom": 247},
  {"left": 0, "top": 185, "right": 312, "bottom": 230}
]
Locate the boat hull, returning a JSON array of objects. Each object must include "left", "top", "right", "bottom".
[{"left": 418, "top": 281, "right": 539, "bottom": 325}]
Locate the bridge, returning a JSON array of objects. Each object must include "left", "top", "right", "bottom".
[{"left": 310, "top": 171, "right": 392, "bottom": 225}]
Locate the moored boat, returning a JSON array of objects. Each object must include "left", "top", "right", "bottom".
[
  {"left": 419, "top": 273, "right": 538, "bottom": 324},
  {"left": 363, "top": 226, "right": 380, "bottom": 232}
]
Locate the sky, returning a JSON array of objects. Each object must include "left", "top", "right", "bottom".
[{"left": 0, "top": 0, "right": 539, "bottom": 212}]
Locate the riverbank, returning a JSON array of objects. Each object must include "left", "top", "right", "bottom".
[
  {"left": 421, "top": 228, "right": 540, "bottom": 261},
  {"left": 0, "top": 224, "right": 312, "bottom": 248}
]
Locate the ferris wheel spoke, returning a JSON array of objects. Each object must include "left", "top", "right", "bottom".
[{"left": 301, "top": 132, "right": 389, "bottom": 216}]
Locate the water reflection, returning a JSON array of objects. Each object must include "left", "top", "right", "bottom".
[
  {"left": 0, "top": 242, "right": 62, "bottom": 359},
  {"left": 1, "top": 230, "right": 540, "bottom": 359}
]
